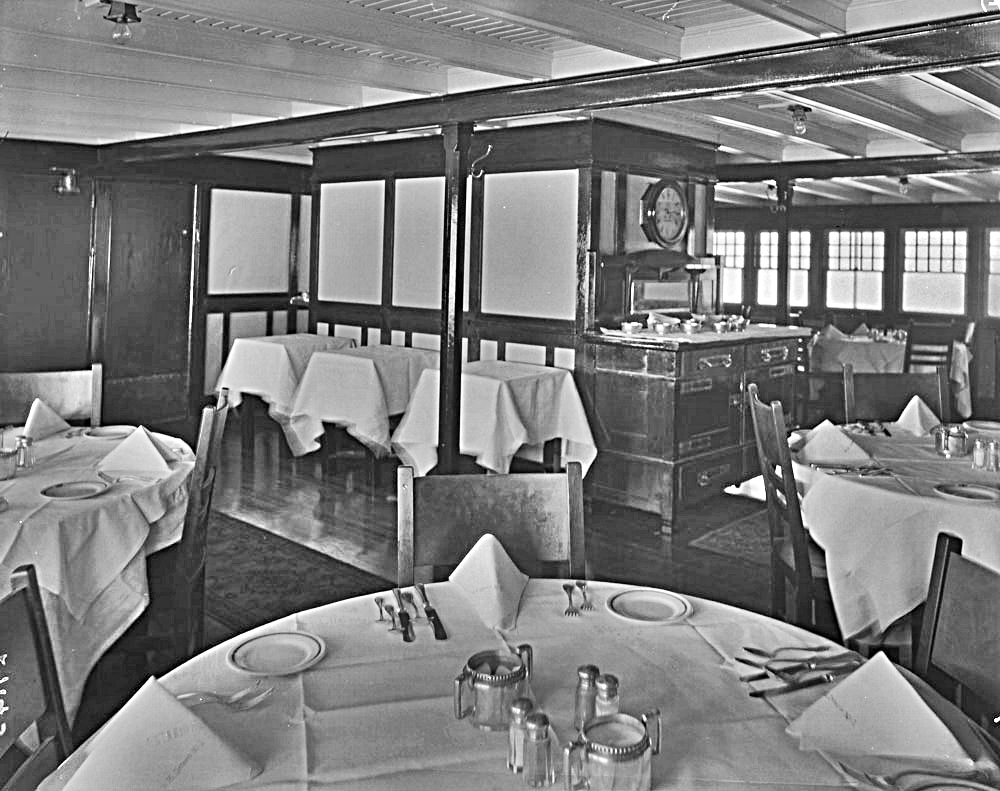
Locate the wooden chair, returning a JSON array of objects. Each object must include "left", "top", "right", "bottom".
[
  {"left": 746, "top": 383, "right": 837, "bottom": 638},
  {"left": 842, "top": 363, "right": 950, "bottom": 423},
  {"left": 914, "top": 532, "right": 1000, "bottom": 729},
  {"left": 139, "top": 394, "right": 230, "bottom": 672},
  {"left": 396, "top": 462, "right": 586, "bottom": 587},
  {"left": 0, "top": 363, "right": 103, "bottom": 427},
  {"left": 903, "top": 321, "right": 957, "bottom": 375},
  {"left": 0, "top": 565, "right": 73, "bottom": 791}
]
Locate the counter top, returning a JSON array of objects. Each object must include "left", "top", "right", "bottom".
[{"left": 586, "top": 323, "right": 812, "bottom": 350}]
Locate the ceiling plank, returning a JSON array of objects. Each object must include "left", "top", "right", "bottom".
[
  {"left": 721, "top": 0, "right": 846, "bottom": 36},
  {"left": 447, "top": 0, "right": 682, "bottom": 61},
  {"left": 718, "top": 150, "right": 1000, "bottom": 181},
  {"left": 99, "top": 12, "right": 1000, "bottom": 163},
  {"left": 932, "top": 66, "right": 1000, "bottom": 112},
  {"left": 151, "top": 0, "right": 553, "bottom": 80}
]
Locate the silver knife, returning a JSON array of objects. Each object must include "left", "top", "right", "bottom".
[
  {"left": 392, "top": 588, "right": 415, "bottom": 642},
  {"left": 749, "top": 667, "right": 855, "bottom": 698},
  {"left": 414, "top": 583, "right": 448, "bottom": 640}
]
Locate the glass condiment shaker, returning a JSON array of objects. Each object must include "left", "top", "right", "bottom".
[
  {"left": 573, "top": 664, "right": 600, "bottom": 731},
  {"left": 973, "top": 438, "right": 987, "bottom": 470},
  {"left": 988, "top": 440, "right": 1000, "bottom": 473},
  {"left": 15, "top": 436, "right": 33, "bottom": 469},
  {"left": 523, "top": 712, "right": 556, "bottom": 787},
  {"left": 507, "top": 697, "right": 534, "bottom": 773},
  {"left": 595, "top": 674, "right": 620, "bottom": 717}
]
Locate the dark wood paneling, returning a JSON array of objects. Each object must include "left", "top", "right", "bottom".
[
  {"left": 100, "top": 180, "right": 195, "bottom": 426},
  {"left": 0, "top": 173, "right": 93, "bottom": 370},
  {"left": 591, "top": 121, "right": 715, "bottom": 178}
]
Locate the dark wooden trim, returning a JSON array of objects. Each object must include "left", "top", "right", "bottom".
[
  {"left": 287, "top": 195, "right": 301, "bottom": 333},
  {"left": 204, "top": 293, "right": 293, "bottom": 312},
  {"left": 380, "top": 178, "right": 397, "bottom": 345},
  {"left": 189, "top": 184, "right": 209, "bottom": 420},
  {"left": 88, "top": 180, "right": 112, "bottom": 366}
]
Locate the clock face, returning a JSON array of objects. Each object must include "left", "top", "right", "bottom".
[{"left": 641, "top": 181, "right": 688, "bottom": 247}]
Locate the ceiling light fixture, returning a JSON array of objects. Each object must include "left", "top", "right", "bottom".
[
  {"left": 50, "top": 168, "right": 80, "bottom": 196},
  {"left": 898, "top": 176, "right": 910, "bottom": 196},
  {"left": 788, "top": 104, "right": 811, "bottom": 136},
  {"left": 100, "top": 1, "right": 141, "bottom": 43}
]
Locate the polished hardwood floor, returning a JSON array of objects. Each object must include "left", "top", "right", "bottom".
[{"left": 213, "top": 412, "right": 773, "bottom": 615}]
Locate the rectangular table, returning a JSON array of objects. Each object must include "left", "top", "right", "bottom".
[
  {"left": 0, "top": 427, "right": 195, "bottom": 720},
  {"left": 391, "top": 360, "right": 597, "bottom": 477},
  {"left": 280, "top": 345, "right": 440, "bottom": 457}
]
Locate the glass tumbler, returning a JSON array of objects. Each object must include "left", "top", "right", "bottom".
[{"left": 0, "top": 447, "right": 17, "bottom": 480}]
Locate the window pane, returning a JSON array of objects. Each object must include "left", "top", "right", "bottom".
[
  {"left": 825, "top": 230, "right": 884, "bottom": 309},
  {"left": 901, "top": 227, "right": 966, "bottom": 314},
  {"left": 757, "top": 231, "right": 777, "bottom": 305},
  {"left": 715, "top": 230, "right": 745, "bottom": 305},
  {"left": 988, "top": 231, "right": 1000, "bottom": 317}
]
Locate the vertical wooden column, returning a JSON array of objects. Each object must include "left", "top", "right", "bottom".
[
  {"left": 437, "top": 123, "right": 473, "bottom": 473},
  {"left": 775, "top": 178, "right": 794, "bottom": 325}
]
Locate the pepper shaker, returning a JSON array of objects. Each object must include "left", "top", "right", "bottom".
[
  {"left": 523, "top": 712, "right": 556, "bottom": 787},
  {"left": 507, "top": 697, "right": 534, "bottom": 773},
  {"left": 15, "top": 436, "right": 33, "bottom": 469},
  {"left": 595, "top": 673, "right": 620, "bottom": 717},
  {"left": 973, "top": 438, "right": 987, "bottom": 470},
  {"left": 988, "top": 440, "right": 1000, "bottom": 473},
  {"left": 573, "top": 664, "right": 600, "bottom": 731}
]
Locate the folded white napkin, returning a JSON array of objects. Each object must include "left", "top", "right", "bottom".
[
  {"left": 894, "top": 396, "right": 940, "bottom": 436},
  {"left": 819, "top": 324, "right": 848, "bottom": 340},
  {"left": 23, "top": 398, "right": 70, "bottom": 440},
  {"left": 64, "top": 677, "right": 260, "bottom": 791},
  {"left": 851, "top": 322, "right": 870, "bottom": 337},
  {"left": 797, "top": 420, "right": 870, "bottom": 464},
  {"left": 449, "top": 534, "right": 529, "bottom": 630},
  {"left": 787, "top": 652, "right": 995, "bottom": 781},
  {"left": 96, "top": 426, "right": 173, "bottom": 478}
]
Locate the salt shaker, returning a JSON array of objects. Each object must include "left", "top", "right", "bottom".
[
  {"left": 595, "top": 674, "right": 620, "bottom": 717},
  {"left": 15, "top": 436, "right": 33, "bottom": 469},
  {"left": 523, "top": 712, "right": 556, "bottom": 787},
  {"left": 973, "top": 438, "right": 987, "bottom": 470},
  {"left": 988, "top": 440, "right": 1000, "bottom": 473},
  {"left": 507, "top": 697, "right": 534, "bottom": 773},
  {"left": 573, "top": 664, "right": 600, "bottom": 731}
]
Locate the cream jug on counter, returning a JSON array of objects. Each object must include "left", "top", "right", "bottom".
[
  {"left": 454, "top": 645, "right": 533, "bottom": 731},
  {"left": 563, "top": 710, "right": 661, "bottom": 791}
]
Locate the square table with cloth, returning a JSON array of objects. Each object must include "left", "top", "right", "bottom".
[
  {"left": 279, "top": 345, "right": 440, "bottom": 457},
  {"left": 391, "top": 360, "right": 597, "bottom": 477},
  {"left": 0, "top": 427, "right": 194, "bottom": 720}
]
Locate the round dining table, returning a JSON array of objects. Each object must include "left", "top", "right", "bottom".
[
  {"left": 0, "top": 426, "right": 195, "bottom": 720},
  {"left": 38, "top": 578, "right": 869, "bottom": 791}
]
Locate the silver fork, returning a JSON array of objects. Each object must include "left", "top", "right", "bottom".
[
  {"left": 176, "top": 685, "right": 274, "bottom": 711},
  {"left": 837, "top": 762, "right": 993, "bottom": 791},
  {"left": 562, "top": 583, "right": 581, "bottom": 617},
  {"left": 575, "top": 580, "right": 595, "bottom": 611}
]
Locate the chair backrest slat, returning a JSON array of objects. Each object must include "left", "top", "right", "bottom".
[
  {"left": 842, "top": 364, "right": 950, "bottom": 423},
  {"left": 0, "top": 364, "right": 103, "bottom": 427},
  {"left": 904, "top": 321, "right": 958, "bottom": 374},
  {"left": 396, "top": 462, "right": 585, "bottom": 587}
]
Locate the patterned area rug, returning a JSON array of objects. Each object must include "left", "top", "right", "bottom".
[
  {"left": 687, "top": 509, "right": 771, "bottom": 566},
  {"left": 206, "top": 511, "right": 392, "bottom": 634}
]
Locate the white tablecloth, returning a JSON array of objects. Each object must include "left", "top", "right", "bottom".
[
  {"left": 810, "top": 336, "right": 972, "bottom": 418},
  {"left": 799, "top": 429, "right": 1000, "bottom": 639},
  {"left": 0, "top": 429, "right": 194, "bottom": 720},
  {"left": 391, "top": 360, "right": 598, "bottom": 477},
  {"left": 40, "top": 579, "right": 859, "bottom": 791},
  {"left": 280, "top": 345, "right": 440, "bottom": 457},
  {"left": 214, "top": 333, "right": 356, "bottom": 415}
]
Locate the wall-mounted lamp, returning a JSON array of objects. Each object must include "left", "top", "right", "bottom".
[
  {"left": 788, "top": 104, "right": 811, "bottom": 136},
  {"left": 50, "top": 168, "right": 80, "bottom": 196},
  {"left": 101, "top": 1, "right": 141, "bottom": 42},
  {"left": 898, "top": 176, "right": 910, "bottom": 196}
]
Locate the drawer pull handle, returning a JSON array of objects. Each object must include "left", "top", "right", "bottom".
[
  {"left": 681, "top": 378, "right": 716, "bottom": 394},
  {"left": 698, "top": 354, "right": 733, "bottom": 370},
  {"left": 697, "top": 464, "right": 731, "bottom": 487},
  {"left": 759, "top": 346, "right": 789, "bottom": 363},
  {"left": 686, "top": 436, "right": 713, "bottom": 453},
  {"left": 768, "top": 364, "right": 795, "bottom": 379}
]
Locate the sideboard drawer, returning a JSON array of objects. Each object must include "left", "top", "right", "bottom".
[
  {"left": 745, "top": 338, "right": 799, "bottom": 368},
  {"left": 675, "top": 448, "right": 743, "bottom": 506},
  {"left": 678, "top": 344, "right": 744, "bottom": 377}
]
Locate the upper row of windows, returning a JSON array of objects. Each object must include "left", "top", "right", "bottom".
[{"left": 715, "top": 229, "right": 997, "bottom": 316}]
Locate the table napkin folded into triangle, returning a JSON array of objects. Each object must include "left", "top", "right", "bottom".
[
  {"left": 894, "top": 395, "right": 941, "bottom": 436},
  {"left": 449, "top": 533, "right": 529, "bottom": 630},
  {"left": 63, "top": 677, "right": 260, "bottom": 791},
  {"left": 96, "top": 426, "right": 173, "bottom": 478},
  {"left": 851, "top": 322, "right": 870, "bottom": 337},
  {"left": 23, "top": 398, "right": 71, "bottom": 440},
  {"left": 787, "top": 652, "right": 1000, "bottom": 784},
  {"left": 796, "top": 420, "right": 871, "bottom": 465}
]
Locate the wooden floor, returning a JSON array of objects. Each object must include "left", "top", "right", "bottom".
[{"left": 213, "top": 411, "right": 773, "bottom": 616}]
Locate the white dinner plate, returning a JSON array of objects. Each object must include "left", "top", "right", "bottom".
[
  {"left": 83, "top": 425, "right": 134, "bottom": 439},
  {"left": 227, "top": 631, "right": 326, "bottom": 676},
  {"left": 963, "top": 420, "right": 1000, "bottom": 435},
  {"left": 606, "top": 589, "right": 692, "bottom": 623},
  {"left": 932, "top": 483, "right": 1000, "bottom": 502},
  {"left": 40, "top": 480, "right": 110, "bottom": 500}
]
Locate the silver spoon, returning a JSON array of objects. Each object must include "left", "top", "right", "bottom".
[{"left": 177, "top": 685, "right": 274, "bottom": 711}]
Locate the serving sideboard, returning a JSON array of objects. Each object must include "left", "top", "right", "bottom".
[{"left": 580, "top": 325, "right": 812, "bottom": 535}]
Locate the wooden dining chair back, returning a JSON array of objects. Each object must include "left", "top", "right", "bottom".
[
  {"left": 141, "top": 393, "right": 230, "bottom": 671},
  {"left": 396, "top": 462, "right": 586, "bottom": 587},
  {"left": 0, "top": 565, "right": 73, "bottom": 791},
  {"left": 914, "top": 533, "right": 1000, "bottom": 727},
  {"left": 746, "top": 383, "right": 835, "bottom": 637},
  {"left": 903, "top": 321, "right": 957, "bottom": 375},
  {"left": 0, "top": 363, "right": 102, "bottom": 427},
  {"left": 842, "top": 364, "right": 951, "bottom": 423}
]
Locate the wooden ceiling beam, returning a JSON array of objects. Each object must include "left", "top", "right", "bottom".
[
  {"left": 98, "top": 12, "right": 1000, "bottom": 163},
  {"left": 721, "top": 0, "right": 847, "bottom": 37},
  {"left": 718, "top": 150, "right": 1000, "bottom": 181}
]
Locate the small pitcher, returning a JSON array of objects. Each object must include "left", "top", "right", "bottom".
[
  {"left": 563, "top": 710, "right": 661, "bottom": 791},
  {"left": 931, "top": 423, "right": 969, "bottom": 458},
  {"left": 454, "top": 644, "right": 533, "bottom": 731}
]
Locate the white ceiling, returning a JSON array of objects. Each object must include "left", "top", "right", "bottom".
[{"left": 5, "top": 0, "right": 1000, "bottom": 204}]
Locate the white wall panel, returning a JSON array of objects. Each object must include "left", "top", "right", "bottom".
[
  {"left": 318, "top": 181, "right": 384, "bottom": 304},
  {"left": 208, "top": 189, "right": 291, "bottom": 294}
]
